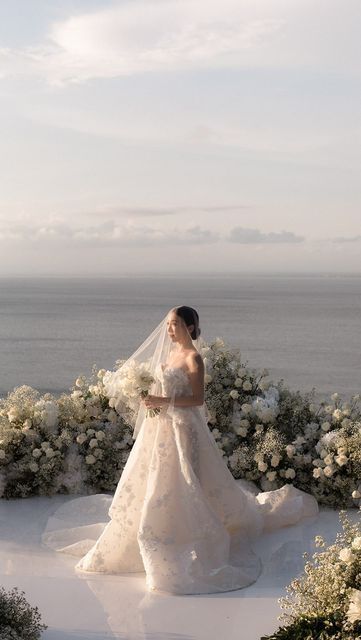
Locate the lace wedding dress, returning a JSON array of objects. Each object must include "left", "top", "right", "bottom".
[{"left": 42, "top": 362, "right": 319, "bottom": 595}]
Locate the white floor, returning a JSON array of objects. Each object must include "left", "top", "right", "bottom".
[{"left": 0, "top": 489, "right": 359, "bottom": 640}]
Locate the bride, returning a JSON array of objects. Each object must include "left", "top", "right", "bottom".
[{"left": 42, "top": 305, "right": 319, "bottom": 595}]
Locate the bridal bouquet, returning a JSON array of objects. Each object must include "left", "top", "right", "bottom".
[{"left": 103, "top": 359, "right": 161, "bottom": 419}]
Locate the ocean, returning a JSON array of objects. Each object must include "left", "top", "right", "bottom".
[{"left": 0, "top": 274, "right": 360, "bottom": 403}]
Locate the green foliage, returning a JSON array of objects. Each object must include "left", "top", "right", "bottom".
[{"left": 0, "top": 586, "right": 47, "bottom": 639}]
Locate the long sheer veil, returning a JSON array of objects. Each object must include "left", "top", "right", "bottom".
[{"left": 102, "top": 307, "right": 208, "bottom": 440}]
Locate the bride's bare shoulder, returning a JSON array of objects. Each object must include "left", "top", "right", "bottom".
[{"left": 185, "top": 350, "right": 204, "bottom": 371}]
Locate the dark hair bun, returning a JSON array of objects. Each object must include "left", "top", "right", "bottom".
[{"left": 175, "top": 305, "right": 200, "bottom": 340}]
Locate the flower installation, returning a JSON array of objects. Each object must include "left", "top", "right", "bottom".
[{"left": 0, "top": 338, "right": 360, "bottom": 506}]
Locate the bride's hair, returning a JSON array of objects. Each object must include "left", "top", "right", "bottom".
[{"left": 175, "top": 306, "right": 201, "bottom": 340}]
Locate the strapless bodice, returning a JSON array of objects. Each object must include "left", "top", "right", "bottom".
[{"left": 155, "top": 362, "right": 193, "bottom": 397}]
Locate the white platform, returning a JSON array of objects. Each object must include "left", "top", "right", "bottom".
[{"left": 0, "top": 490, "right": 359, "bottom": 640}]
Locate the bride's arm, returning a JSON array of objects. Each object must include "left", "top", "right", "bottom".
[{"left": 144, "top": 353, "right": 205, "bottom": 409}]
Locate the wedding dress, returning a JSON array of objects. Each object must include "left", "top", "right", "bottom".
[{"left": 42, "top": 361, "right": 319, "bottom": 595}]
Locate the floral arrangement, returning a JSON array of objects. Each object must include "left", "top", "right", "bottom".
[
  {"left": 261, "top": 510, "right": 361, "bottom": 639},
  {"left": 104, "top": 359, "right": 160, "bottom": 418},
  {"left": 0, "top": 337, "right": 360, "bottom": 505},
  {"left": 0, "top": 585, "right": 47, "bottom": 639}
]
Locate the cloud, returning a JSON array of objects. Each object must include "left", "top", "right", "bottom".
[
  {"left": 0, "top": 220, "right": 219, "bottom": 247},
  {"left": 227, "top": 226, "right": 305, "bottom": 244},
  {"left": 0, "top": 2, "right": 286, "bottom": 85},
  {"left": 1, "top": 0, "right": 360, "bottom": 86},
  {"left": 333, "top": 235, "right": 361, "bottom": 243},
  {"left": 78, "top": 204, "right": 253, "bottom": 218}
]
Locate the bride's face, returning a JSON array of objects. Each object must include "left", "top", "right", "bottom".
[{"left": 166, "top": 310, "right": 193, "bottom": 344}]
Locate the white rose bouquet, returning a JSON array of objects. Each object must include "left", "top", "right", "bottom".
[{"left": 103, "top": 359, "right": 161, "bottom": 419}]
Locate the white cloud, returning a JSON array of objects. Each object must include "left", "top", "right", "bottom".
[
  {"left": 228, "top": 226, "right": 305, "bottom": 244},
  {"left": 333, "top": 235, "right": 361, "bottom": 243},
  {"left": 0, "top": 219, "right": 220, "bottom": 247},
  {"left": 1, "top": 0, "right": 360, "bottom": 86}
]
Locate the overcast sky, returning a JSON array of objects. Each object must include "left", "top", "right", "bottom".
[{"left": 0, "top": 0, "right": 360, "bottom": 276}]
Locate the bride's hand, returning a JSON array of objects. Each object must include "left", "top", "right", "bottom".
[{"left": 143, "top": 394, "right": 163, "bottom": 409}]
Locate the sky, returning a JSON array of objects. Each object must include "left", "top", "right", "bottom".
[{"left": 0, "top": 0, "right": 360, "bottom": 276}]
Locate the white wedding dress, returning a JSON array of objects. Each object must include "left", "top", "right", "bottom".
[{"left": 42, "top": 363, "right": 319, "bottom": 595}]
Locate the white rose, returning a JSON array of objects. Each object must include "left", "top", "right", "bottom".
[
  {"left": 76, "top": 433, "right": 87, "bottom": 445},
  {"left": 86, "top": 429, "right": 95, "bottom": 436},
  {"left": 271, "top": 454, "right": 280, "bottom": 467},
  {"left": 242, "top": 381, "right": 252, "bottom": 391},
  {"left": 234, "top": 378, "right": 243, "bottom": 388},
  {"left": 323, "top": 454, "right": 333, "bottom": 466},
  {"left": 7, "top": 408, "right": 20, "bottom": 423},
  {"left": 240, "top": 403, "right": 252, "bottom": 415},
  {"left": 89, "top": 438, "right": 98, "bottom": 448},
  {"left": 96, "top": 430, "right": 105, "bottom": 440},
  {"left": 339, "top": 547, "right": 354, "bottom": 564},
  {"left": 351, "top": 537, "right": 361, "bottom": 550},
  {"left": 352, "top": 489, "right": 361, "bottom": 499},
  {"left": 239, "top": 419, "right": 250, "bottom": 428},
  {"left": 230, "top": 390, "right": 239, "bottom": 400},
  {"left": 313, "top": 467, "right": 323, "bottom": 479},
  {"left": 335, "top": 454, "right": 348, "bottom": 467},
  {"left": 0, "top": 449, "right": 5, "bottom": 460},
  {"left": 286, "top": 445, "right": 296, "bottom": 458},
  {"left": 324, "top": 465, "right": 334, "bottom": 478},
  {"left": 285, "top": 468, "right": 296, "bottom": 479},
  {"left": 29, "top": 461, "right": 39, "bottom": 472},
  {"left": 337, "top": 446, "right": 347, "bottom": 455},
  {"left": 85, "top": 454, "right": 96, "bottom": 465},
  {"left": 346, "top": 589, "right": 361, "bottom": 624},
  {"left": 32, "top": 448, "right": 42, "bottom": 458},
  {"left": 45, "top": 448, "right": 55, "bottom": 458},
  {"left": 266, "top": 471, "right": 277, "bottom": 481},
  {"left": 321, "top": 421, "right": 331, "bottom": 432},
  {"left": 258, "top": 461, "right": 268, "bottom": 472},
  {"left": 332, "top": 409, "right": 343, "bottom": 421},
  {"left": 97, "top": 369, "right": 106, "bottom": 379},
  {"left": 75, "top": 376, "right": 85, "bottom": 387},
  {"left": 235, "top": 426, "right": 248, "bottom": 437}
]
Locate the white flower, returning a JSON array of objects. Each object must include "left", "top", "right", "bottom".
[
  {"left": 96, "top": 430, "right": 105, "bottom": 440},
  {"left": 45, "top": 448, "right": 55, "bottom": 458},
  {"left": 76, "top": 433, "right": 87, "bottom": 445},
  {"left": 266, "top": 471, "right": 277, "bottom": 481},
  {"left": 337, "top": 446, "right": 347, "bottom": 455},
  {"left": 75, "top": 376, "right": 86, "bottom": 387},
  {"left": 286, "top": 445, "right": 296, "bottom": 458},
  {"left": 242, "top": 381, "right": 252, "bottom": 391},
  {"left": 97, "top": 369, "right": 106, "bottom": 379},
  {"left": 346, "top": 589, "right": 361, "bottom": 624},
  {"left": 23, "top": 418, "right": 32, "bottom": 429},
  {"left": 32, "top": 448, "right": 42, "bottom": 458},
  {"left": 85, "top": 454, "right": 96, "bottom": 465},
  {"left": 258, "top": 461, "right": 268, "bottom": 472},
  {"left": 324, "top": 465, "right": 335, "bottom": 478},
  {"left": 235, "top": 426, "right": 248, "bottom": 437},
  {"left": 71, "top": 390, "right": 83, "bottom": 398},
  {"left": 7, "top": 407, "right": 20, "bottom": 423},
  {"left": 239, "top": 419, "right": 250, "bottom": 428},
  {"left": 0, "top": 450, "right": 5, "bottom": 460},
  {"left": 86, "top": 429, "right": 95, "bottom": 436},
  {"left": 234, "top": 378, "right": 243, "bottom": 388},
  {"left": 313, "top": 467, "right": 324, "bottom": 479},
  {"left": 323, "top": 454, "right": 333, "bottom": 466},
  {"left": 229, "top": 390, "right": 239, "bottom": 400},
  {"left": 332, "top": 409, "right": 343, "bottom": 421},
  {"left": 255, "top": 424, "right": 264, "bottom": 433},
  {"left": 89, "top": 438, "right": 98, "bottom": 449},
  {"left": 321, "top": 421, "right": 331, "bottom": 432},
  {"left": 335, "top": 454, "right": 348, "bottom": 467},
  {"left": 351, "top": 537, "right": 361, "bottom": 550},
  {"left": 352, "top": 489, "right": 361, "bottom": 499},
  {"left": 339, "top": 547, "right": 354, "bottom": 564},
  {"left": 331, "top": 392, "right": 339, "bottom": 401},
  {"left": 285, "top": 468, "right": 296, "bottom": 479},
  {"left": 240, "top": 403, "right": 252, "bottom": 415},
  {"left": 29, "top": 461, "right": 39, "bottom": 472},
  {"left": 271, "top": 454, "right": 280, "bottom": 467}
]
